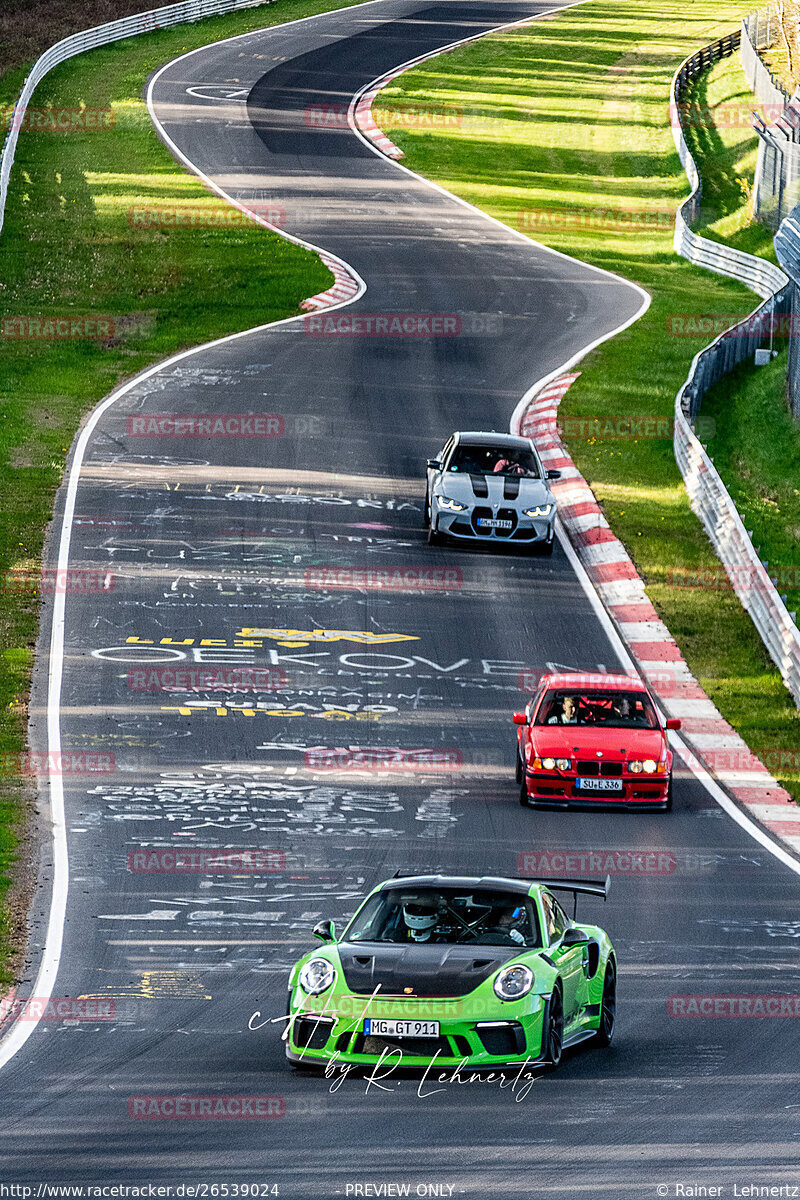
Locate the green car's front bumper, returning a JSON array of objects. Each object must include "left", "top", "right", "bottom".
[{"left": 286, "top": 991, "right": 550, "bottom": 1070}]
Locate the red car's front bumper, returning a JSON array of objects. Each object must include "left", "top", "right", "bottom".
[{"left": 523, "top": 769, "right": 670, "bottom": 806}]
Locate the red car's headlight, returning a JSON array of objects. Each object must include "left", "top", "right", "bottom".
[{"left": 532, "top": 757, "right": 570, "bottom": 771}]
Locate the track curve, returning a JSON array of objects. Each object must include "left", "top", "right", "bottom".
[{"left": 2, "top": 2, "right": 800, "bottom": 1196}]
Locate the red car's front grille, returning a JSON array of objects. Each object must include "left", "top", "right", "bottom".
[{"left": 576, "top": 760, "right": 623, "bottom": 777}]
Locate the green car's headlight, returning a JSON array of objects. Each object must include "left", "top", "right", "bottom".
[
  {"left": 298, "top": 958, "right": 336, "bottom": 995},
  {"left": 522, "top": 504, "right": 553, "bottom": 518},
  {"left": 437, "top": 496, "right": 467, "bottom": 512},
  {"left": 493, "top": 964, "right": 534, "bottom": 1001}
]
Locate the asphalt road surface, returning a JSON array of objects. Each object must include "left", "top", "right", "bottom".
[{"left": 2, "top": 1, "right": 800, "bottom": 1196}]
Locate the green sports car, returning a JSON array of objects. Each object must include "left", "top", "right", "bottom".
[{"left": 284, "top": 873, "right": 616, "bottom": 1071}]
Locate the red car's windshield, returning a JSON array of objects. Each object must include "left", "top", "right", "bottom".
[{"left": 534, "top": 689, "right": 658, "bottom": 729}]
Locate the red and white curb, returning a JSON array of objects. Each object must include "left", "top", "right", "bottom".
[
  {"left": 353, "top": 75, "right": 405, "bottom": 159},
  {"left": 300, "top": 250, "right": 361, "bottom": 311},
  {"left": 517, "top": 374, "right": 800, "bottom": 852}
]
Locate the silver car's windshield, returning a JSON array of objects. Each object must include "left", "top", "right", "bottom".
[{"left": 447, "top": 443, "right": 540, "bottom": 478}]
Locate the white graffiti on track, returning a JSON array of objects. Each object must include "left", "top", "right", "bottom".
[{"left": 87, "top": 776, "right": 407, "bottom": 837}]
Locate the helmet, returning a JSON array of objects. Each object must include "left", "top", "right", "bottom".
[
  {"left": 496, "top": 904, "right": 527, "bottom": 945},
  {"left": 403, "top": 902, "right": 438, "bottom": 942}
]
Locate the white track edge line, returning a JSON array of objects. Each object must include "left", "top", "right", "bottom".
[{"left": 0, "top": 6, "right": 377, "bottom": 1074}]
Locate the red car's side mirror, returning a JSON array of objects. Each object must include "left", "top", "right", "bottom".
[
  {"left": 512, "top": 712, "right": 528, "bottom": 726},
  {"left": 665, "top": 718, "right": 681, "bottom": 730}
]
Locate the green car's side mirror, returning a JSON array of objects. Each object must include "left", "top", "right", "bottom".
[
  {"left": 312, "top": 918, "right": 335, "bottom": 943},
  {"left": 562, "top": 927, "right": 589, "bottom": 947}
]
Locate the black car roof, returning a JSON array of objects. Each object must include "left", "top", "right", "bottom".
[{"left": 381, "top": 874, "right": 532, "bottom": 895}]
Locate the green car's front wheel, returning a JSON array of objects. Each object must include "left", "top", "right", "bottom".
[
  {"left": 545, "top": 986, "right": 563, "bottom": 1068},
  {"left": 592, "top": 960, "right": 616, "bottom": 1047}
]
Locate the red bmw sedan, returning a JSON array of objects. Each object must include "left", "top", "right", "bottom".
[{"left": 513, "top": 673, "right": 681, "bottom": 811}]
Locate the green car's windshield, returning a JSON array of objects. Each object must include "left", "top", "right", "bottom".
[{"left": 343, "top": 887, "right": 542, "bottom": 948}]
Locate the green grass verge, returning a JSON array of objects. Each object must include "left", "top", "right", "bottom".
[
  {"left": 703, "top": 350, "right": 800, "bottom": 613},
  {"left": 0, "top": 0, "right": 367, "bottom": 985},
  {"left": 375, "top": 0, "right": 800, "bottom": 796}
]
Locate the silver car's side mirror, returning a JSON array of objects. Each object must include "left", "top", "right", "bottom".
[{"left": 427, "top": 458, "right": 443, "bottom": 470}]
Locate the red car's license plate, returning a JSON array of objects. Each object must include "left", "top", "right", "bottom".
[{"left": 576, "top": 777, "right": 623, "bottom": 792}]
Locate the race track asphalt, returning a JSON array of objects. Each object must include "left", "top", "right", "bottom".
[{"left": 1, "top": 2, "right": 799, "bottom": 1195}]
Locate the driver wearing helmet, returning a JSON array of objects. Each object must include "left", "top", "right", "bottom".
[
  {"left": 401, "top": 900, "right": 440, "bottom": 943},
  {"left": 473, "top": 903, "right": 529, "bottom": 946}
]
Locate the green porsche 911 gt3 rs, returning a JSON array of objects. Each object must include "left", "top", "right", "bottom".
[{"left": 284, "top": 873, "right": 616, "bottom": 1071}]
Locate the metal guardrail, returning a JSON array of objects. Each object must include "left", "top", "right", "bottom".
[
  {"left": 671, "top": 38, "right": 800, "bottom": 707},
  {"left": 0, "top": 0, "right": 273, "bottom": 236},
  {"left": 774, "top": 211, "right": 800, "bottom": 418}
]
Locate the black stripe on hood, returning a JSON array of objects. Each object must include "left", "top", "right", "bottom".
[{"left": 337, "top": 942, "right": 519, "bottom": 997}]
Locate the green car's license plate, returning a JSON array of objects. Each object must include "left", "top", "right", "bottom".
[{"left": 364, "top": 1018, "right": 440, "bottom": 1037}]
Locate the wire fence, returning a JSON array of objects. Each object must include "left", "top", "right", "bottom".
[{"left": 743, "top": 9, "right": 800, "bottom": 228}]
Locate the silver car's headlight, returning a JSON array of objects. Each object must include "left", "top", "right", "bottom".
[
  {"left": 298, "top": 958, "right": 336, "bottom": 995},
  {"left": 436, "top": 496, "right": 467, "bottom": 512},
  {"left": 493, "top": 964, "right": 534, "bottom": 1001},
  {"left": 522, "top": 504, "right": 553, "bottom": 518}
]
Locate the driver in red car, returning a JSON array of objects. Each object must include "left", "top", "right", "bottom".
[{"left": 547, "top": 695, "right": 579, "bottom": 725}]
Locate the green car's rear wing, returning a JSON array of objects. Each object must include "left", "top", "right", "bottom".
[{"left": 527, "top": 875, "right": 611, "bottom": 919}]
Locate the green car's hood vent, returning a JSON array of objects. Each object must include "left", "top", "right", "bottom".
[{"left": 337, "top": 942, "right": 519, "bottom": 997}]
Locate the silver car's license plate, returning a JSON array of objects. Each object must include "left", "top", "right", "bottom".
[
  {"left": 477, "top": 518, "right": 513, "bottom": 529},
  {"left": 364, "top": 1019, "right": 440, "bottom": 1037},
  {"left": 576, "top": 777, "right": 623, "bottom": 792}
]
